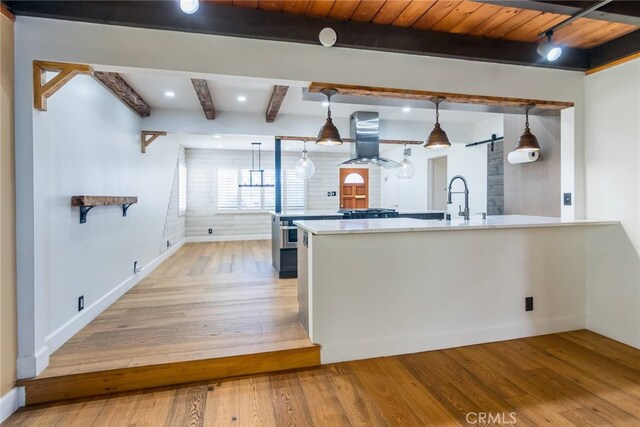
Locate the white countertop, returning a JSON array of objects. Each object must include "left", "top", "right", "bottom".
[
  {"left": 271, "top": 209, "right": 445, "bottom": 217},
  {"left": 294, "top": 215, "right": 618, "bottom": 235}
]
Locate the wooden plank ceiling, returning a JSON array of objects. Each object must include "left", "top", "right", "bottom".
[{"left": 210, "top": 0, "right": 638, "bottom": 49}]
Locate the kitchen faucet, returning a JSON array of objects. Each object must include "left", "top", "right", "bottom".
[{"left": 447, "top": 175, "right": 470, "bottom": 221}]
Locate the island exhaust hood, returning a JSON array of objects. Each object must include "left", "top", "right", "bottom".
[{"left": 339, "top": 112, "right": 401, "bottom": 169}]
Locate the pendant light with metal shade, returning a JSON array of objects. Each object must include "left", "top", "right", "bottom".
[
  {"left": 295, "top": 141, "right": 316, "bottom": 179},
  {"left": 424, "top": 97, "right": 451, "bottom": 150},
  {"left": 316, "top": 89, "right": 343, "bottom": 145},
  {"left": 514, "top": 105, "right": 541, "bottom": 152},
  {"left": 396, "top": 144, "right": 415, "bottom": 179}
]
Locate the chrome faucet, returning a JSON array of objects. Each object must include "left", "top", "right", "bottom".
[{"left": 447, "top": 175, "right": 470, "bottom": 221}]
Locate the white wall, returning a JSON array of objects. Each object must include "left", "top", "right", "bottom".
[
  {"left": 161, "top": 145, "right": 187, "bottom": 253},
  {"left": 584, "top": 59, "right": 640, "bottom": 348},
  {"left": 19, "top": 73, "right": 180, "bottom": 375},
  {"left": 14, "top": 15, "right": 585, "bottom": 375}
]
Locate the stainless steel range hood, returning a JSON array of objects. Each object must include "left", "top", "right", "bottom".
[{"left": 339, "top": 112, "right": 401, "bottom": 169}]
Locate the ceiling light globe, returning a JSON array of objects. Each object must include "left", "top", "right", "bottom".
[
  {"left": 396, "top": 158, "right": 415, "bottom": 179},
  {"left": 179, "top": 0, "right": 199, "bottom": 14},
  {"left": 295, "top": 155, "right": 315, "bottom": 179}
]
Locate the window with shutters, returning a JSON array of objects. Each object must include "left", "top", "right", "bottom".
[{"left": 216, "top": 168, "right": 277, "bottom": 211}]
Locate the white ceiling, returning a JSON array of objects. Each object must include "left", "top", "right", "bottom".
[{"left": 120, "top": 71, "right": 501, "bottom": 123}]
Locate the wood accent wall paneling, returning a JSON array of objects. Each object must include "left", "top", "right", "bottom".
[
  {"left": 0, "top": 12, "right": 17, "bottom": 397},
  {"left": 487, "top": 140, "right": 504, "bottom": 215},
  {"left": 503, "top": 114, "right": 561, "bottom": 217}
]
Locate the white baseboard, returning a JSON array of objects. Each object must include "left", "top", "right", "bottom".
[
  {"left": 1, "top": 387, "right": 25, "bottom": 423},
  {"left": 586, "top": 315, "right": 640, "bottom": 349},
  {"left": 319, "top": 315, "right": 585, "bottom": 364},
  {"left": 16, "top": 345, "right": 49, "bottom": 379},
  {"left": 44, "top": 238, "right": 186, "bottom": 354},
  {"left": 187, "top": 234, "right": 270, "bottom": 242}
]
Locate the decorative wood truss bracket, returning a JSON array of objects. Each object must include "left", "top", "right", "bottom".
[
  {"left": 33, "top": 61, "right": 93, "bottom": 111},
  {"left": 141, "top": 131, "right": 167, "bottom": 154}
]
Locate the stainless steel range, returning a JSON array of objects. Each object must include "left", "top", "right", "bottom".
[{"left": 340, "top": 208, "right": 399, "bottom": 219}]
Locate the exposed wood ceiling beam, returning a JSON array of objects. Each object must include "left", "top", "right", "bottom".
[
  {"left": 33, "top": 61, "right": 93, "bottom": 111},
  {"left": 191, "top": 79, "right": 215, "bottom": 120},
  {"left": 277, "top": 136, "right": 423, "bottom": 145},
  {"left": 93, "top": 71, "right": 151, "bottom": 117},
  {"left": 474, "top": 1, "right": 640, "bottom": 27},
  {"left": 2, "top": 1, "right": 590, "bottom": 71},
  {"left": 266, "top": 85, "right": 289, "bottom": 123},
  {"left": 308, "top": 83, "right": 574, "bottom": 110}
]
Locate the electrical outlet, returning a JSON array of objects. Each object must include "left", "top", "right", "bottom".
[
  {"left": 208, "top": 228, "right": 213, "bottom": 235},
  {"left": 134, "top": 261, "right": 142, "bottom": 274},
  {"left": 525, "top": 296, "right": 534, "bottom": 312},
  {"left": 78, "top": 296, "right": 84, "bottom": 312},
  {"left": 563, "top": 193, "right": 572, "bottom": 206},
  {"left": 327, "top": 191, "right": 331, "bottom": 197},
  {"left": 332, "top": 191, "right": 336, "bottom": 196}
]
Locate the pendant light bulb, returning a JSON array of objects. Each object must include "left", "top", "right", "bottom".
[
  {"left": 316, "top": 89, "right": 343, "bottom": 145},
  {"left": 424, "top": 97, "right": 451, "bottom": 150},
  {"left": 397, "top": 145, "right": 415, "bottom": 179},
  {"left": 180, "top": 0, "right": 199, "bottom": 14},
  {"left": 295, "top": 142, "right": 316, "bottom": 179},
  {"left": 537, "top": 31, "right": 562, "bottom": 62},
  {"left": 514, "top": 105, "right": 541, "bottom": 152}
]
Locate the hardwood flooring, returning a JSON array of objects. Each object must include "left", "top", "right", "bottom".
[
  {"left": 8, "top": 330, "right": 640, "bottom": 426},
  {"left": 17, "top": 241, "right": 318, "bottom": 404}
]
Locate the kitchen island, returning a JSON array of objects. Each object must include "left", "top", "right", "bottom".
[{"left": 295, "top": 215, "right": 620, "bottom": 363}]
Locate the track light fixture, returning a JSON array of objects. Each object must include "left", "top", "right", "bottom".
[
  {"left": 179, "top": 0, "right": 199, "bottom": 14},
  {"left": 316, "top": 89, "right": 343, "bottom": 145},
  {"left": 537, "top": 31, "right": 562, "bottom": 62},
  {"left": 514, "top": 105, "right": 541, "bottom": 152},
  {"left": 424, "top": 97, "right": 451, "bottom": 150}
]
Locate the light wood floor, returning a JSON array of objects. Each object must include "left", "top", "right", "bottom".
[
  {"left": 38, "top": 241, "right": 312, "bottom": 377},
  {"left": 8, "top": 330, "right": 640, "bottom": 426}
]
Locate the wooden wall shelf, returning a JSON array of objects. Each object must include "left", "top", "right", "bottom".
[{"left": 71, "top": 196, "right": 138, "bottom": 224}]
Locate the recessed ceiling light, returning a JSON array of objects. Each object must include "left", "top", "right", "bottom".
[
  {"left": 403, "top": 107, "right": 411, "bottom": 113},
  {"left": 237, "top": 95, "right": 247, "bottom": 102},
  {"left": 165, "top": 91, "right": 175, "bottom": 98},
  {"left": 213, "top": 134, "right": 221, "bottom": 138},
  {"left": 322, "top": 101, "right": 330, "bottom": 107},
  {"left": 217, "top": 145, "right": 223, "bottom": 148}
]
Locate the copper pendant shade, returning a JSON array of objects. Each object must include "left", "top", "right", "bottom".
[
  {"left": 424, "top": 97, "right": 451, "bottom": 149},
  {"left": 514, "top": 105, "right": 541, "bottom": 152},
  {"left": 316, "top": 89, "right": 343, "bottom": 145}
]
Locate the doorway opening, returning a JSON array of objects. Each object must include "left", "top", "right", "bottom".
[{"left": 428, "top": 156, "right": 448, "bottom": 211}]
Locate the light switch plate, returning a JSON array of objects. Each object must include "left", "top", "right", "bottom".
[{"left": 563, "top": 193, "right": 572, "bottom": 206}]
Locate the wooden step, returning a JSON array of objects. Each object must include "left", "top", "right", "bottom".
[{"left": 18, "top": 345, "right": 320, "bottom": 405}]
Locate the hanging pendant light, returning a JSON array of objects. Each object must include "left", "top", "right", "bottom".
[
  {"left": 295, "top": 141, "right": 316, "bottom": 179},
  {"left": 238, "top": 142, "right": 274, "bottom": 188},
  {"left": 316, "top": 89, "right": 343, "bottom": 145},
  {"left": 396, "top": 144, "right": 415, "bottom": 179},
  {"left": 514, "top": 105, "right": 541, "bottom": 152},
  {"left": 424, "top": 97, "right": 451, "bottom": 150}
]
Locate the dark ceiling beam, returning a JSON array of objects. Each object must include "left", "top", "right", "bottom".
[
  {"left": 191, "top": 78, "right": 215, "bottom": 120},
  {"left": 474, "top": 1, "right": 640, "bottom": 26},
  {"left": 588, "top": 28, "right": 640, "bottom": 70},
  {"left": 2, "top": 1, "right": 590, "bottom": 71},
  {"left": 266, "top": 85, "right": 289, "bottom": 123},
  {"left": 93, "top": 71, "right": 151, "bottom": 117}
]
